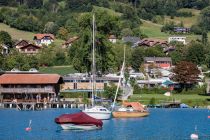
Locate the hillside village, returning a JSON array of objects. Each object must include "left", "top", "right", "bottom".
[{"left": 0, "top": 0, "right": 210, "bottom": 107}]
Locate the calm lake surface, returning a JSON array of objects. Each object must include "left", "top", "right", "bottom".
[{"left": 0, "top": 108, "right": 210, "bottom": 140}]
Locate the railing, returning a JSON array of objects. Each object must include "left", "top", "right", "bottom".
[{"left": 0, "top": 88, "right": 54, "bottom": 93}]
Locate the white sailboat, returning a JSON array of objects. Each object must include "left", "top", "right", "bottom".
[
  {"left": 82, "top": 14, "right": 111, "bottom": 120},
  {"left": 112, "top": 46, "right": 149, "bottom": 118}
]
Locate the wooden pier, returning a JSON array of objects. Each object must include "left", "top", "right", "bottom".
[{"left": 0, "top": 101, "right": 90, "bottom": 111}]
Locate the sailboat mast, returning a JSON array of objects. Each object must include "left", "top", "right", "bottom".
[
  {"left": 91, "top": 14, "right": 96, "bottom": 107},
  {"left": 112, "top": 46, "right": 126, "bottom": 110}
]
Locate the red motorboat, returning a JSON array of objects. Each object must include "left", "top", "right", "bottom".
[{"left": 55, "top": 112, "right": 103, "bottom": 130}]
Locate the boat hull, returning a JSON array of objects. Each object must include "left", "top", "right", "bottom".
[
  {"left": 112, "top": 111, "right": 149, "bottom": 118},
  {"left": 83, "top": 111, "right": 111, "bottom": 120},
  {"left": 60, "top": 124, "right": 101, "bottom": 130}
]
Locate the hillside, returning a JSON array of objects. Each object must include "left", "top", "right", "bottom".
[
  {"left": 164, "top": 8, "right": 200, "bottom": 27},
  {"left": 0, "top": 23, "right": 64, "bottom": 46},
  {"left": 141, "top": 20, "right": 201, "bottom": 42},
  {"left": 0, "top": 23, "right": 34, "bottom": 41},
  {"left": 0, "top": 0, "right": 209, "bottom": 44}
]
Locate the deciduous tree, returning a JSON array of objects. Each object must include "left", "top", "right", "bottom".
[
  {"left": 0, "top": 31, "right": 12, "bottom": 47},
  {"left": 172, "top": 61, "right": 200, "bottom": 91}
]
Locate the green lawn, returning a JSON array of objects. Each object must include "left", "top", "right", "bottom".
[
  {"left": 39, "top": 65, "right": 77, "bottom": 75},
  {"left": 141, "top": 20, "right": 201, "bottom": 42},
  {"left": 141, "top": 20, "right": 169, "bottom": 40},
  {"left": 129, "top": 94, "right": 210, "bottom": 107}
]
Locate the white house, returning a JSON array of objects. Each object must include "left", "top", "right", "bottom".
[
  {"left": 168, "top": 36, "right": 186, "bottom": 45},
  {"left": 33, "top": 34, "right": 55, "bottom": 46},
  {"left": 108, "top": 35, "right": 117, "bottom": 43}
]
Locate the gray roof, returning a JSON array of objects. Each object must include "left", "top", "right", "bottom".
[
  {"left": 63, "top": 76, "right": 119, "bottom": 81},
  {"left": 122, "top": 36, "right": 140, "bottom": 44},
  {"left": 144, "top": 57, "right": 172, "bottom": 62}
]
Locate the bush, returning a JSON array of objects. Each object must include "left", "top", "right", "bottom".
[
  {"left": 133, "top": 85, "right": 168, "bottom": 94},
  {"left": 133, "top": 85, "right": 206, "bottom": 95},
  {"left": 176, "top": 11, "right": 193, "bottom": 17},
  {"left": 149, "top": 97, "right": 156, "bottom": 105},
  {"left": 174, "top": 86, "right": 206, "bottom": 94},
  {"left": 161, "top": 22, "right": 176, "bottom": 33},
  {"left": 191, "top": 25, "right": 203, "bottom": 35}
]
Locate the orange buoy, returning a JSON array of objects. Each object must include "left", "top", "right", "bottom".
[{"left": 208, "top": 116, "right": 210, "bottom": 119}]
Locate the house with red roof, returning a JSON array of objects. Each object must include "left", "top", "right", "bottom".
[
  {"left": 33, "top": 34, "right": 55, "bottom": 46},
  {"left": 0, "top": 73, "right": 63, "bottom": 102},
  {"left": 144, "top": 57, "right": 172, "bottom": 70}
]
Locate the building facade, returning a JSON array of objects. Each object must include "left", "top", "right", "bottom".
[
  {"left": 0, "top": 73, "right": 63, "bottom": 102},
  {"left": 19, "top": 44, "right": 41, "bottom": 55},
  {"left": 62, "top": 75, "right": 119, "bottom": 93},
  {"left": 168, "top": 36, "right": 186, "bottom": 44}
]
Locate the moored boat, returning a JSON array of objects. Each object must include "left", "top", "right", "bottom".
[
  {"left": 112, "top": 102, "right": 149, "bottom": 118},
  {"left": 55, "top": 112, "right": 103, "bottom": 130},
  {"left": 82, "top": 106, "right": 111, "bottom": 120},
  {"left": 82, "top": 14, "right": 111, "bottom": 120}
]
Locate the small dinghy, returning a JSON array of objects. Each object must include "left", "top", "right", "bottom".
[{"left": 55, "top": 112, "right": 103, "bottom": 130}]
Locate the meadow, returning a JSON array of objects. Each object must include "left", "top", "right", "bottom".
[{"left": 129, "top": 93, "right": 210, "bottom": 107}]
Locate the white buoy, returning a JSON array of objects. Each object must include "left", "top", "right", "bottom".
[
  {"left": 191, "top": 125, "right": 198, "bottom": 140},
  {"left": 190, "top": 133, "right": 198, "bottom": 140}
]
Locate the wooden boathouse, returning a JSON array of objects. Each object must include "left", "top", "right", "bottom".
[{"left": 0, "top": 73, "right": 64, "bottom": 110}]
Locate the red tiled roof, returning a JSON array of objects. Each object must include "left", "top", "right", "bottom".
[
  {"left": 139, "top": 38, "right": 168, "bottom": 47},
  {"left": 34, "top": 34, "right": 55, "bottom": 40},
  {"left": 0, "top": 74, "right": 63, "bottom": 84}
]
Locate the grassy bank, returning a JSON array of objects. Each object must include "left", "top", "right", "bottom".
[
  {"left": 39, "top": 65, "right": 77, "bottom": 75},
  {"left": 129, "top": 94, "right": 210, "bottom": 107},
  {"left": 0, "top": 23, "right": 34, "bottom": 41}
]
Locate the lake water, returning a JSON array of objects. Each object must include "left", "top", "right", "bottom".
[{"left": 0, "top": 108, "right": 210, "bottom": 140}]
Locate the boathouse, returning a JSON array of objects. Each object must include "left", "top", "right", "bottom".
[{"left": 0, "top": 73, "right": 63, "bottom": 103}]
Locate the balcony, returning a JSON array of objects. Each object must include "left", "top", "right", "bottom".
[{"left": 0, "top": 88, "right": 54, "bottom": 93}]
